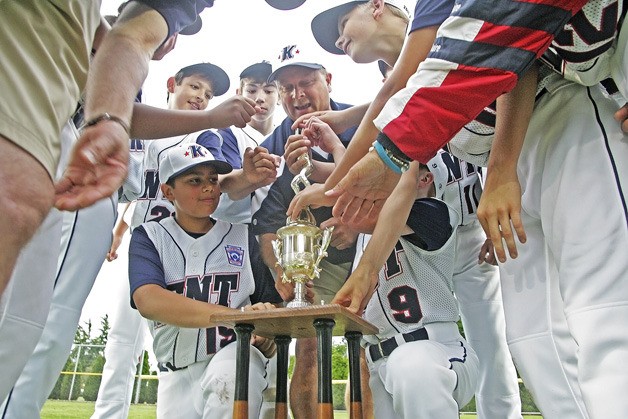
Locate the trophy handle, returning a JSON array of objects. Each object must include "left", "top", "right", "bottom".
[
  {"left": 271, "top": 239, "right": 288, "bottom": 283},
  {"left": 314, "top": 226, "right": 334, "bottom": 269}
]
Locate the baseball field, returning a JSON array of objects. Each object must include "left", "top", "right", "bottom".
[{"left": 41, "top": 400, "right": 543, "bottom": 418}]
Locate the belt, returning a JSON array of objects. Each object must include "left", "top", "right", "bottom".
[
  {"left": 158, "top": 362, "right": 188, "bottom": 372},
  {"left": 367, "top": 327, "right": 429, "bottom": 362}
]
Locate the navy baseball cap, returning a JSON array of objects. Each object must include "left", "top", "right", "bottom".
[
  {"left": 312, "top": 0, "right": 411, "bottom": 55},
  {"left": 267, "top": 44, "right": 324, "bottom": 83},
  {"left": 265, "top": 0, "right": 307, "bottom": 10},
  {"left": 240, "top": 61, "right": 273, "bottom": 80},
  {"left": 160, "top": 144, "right": 232, "bottom": 184},
  {"left": 177, "top": 63, "right": 230, "bottom": 97},
  {"left": 179, "top": 15, "right": 203, "bottom": 35}
]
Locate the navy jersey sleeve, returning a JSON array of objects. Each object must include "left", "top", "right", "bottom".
[
  {"left": 134, "top": 0, "right": 214, "bottom": 38},
  {"left": 411, "top": 0, "right": 454, "bottom": 32},
  {"left": 217, "top": 128, "right": 244, "bottom": 169},
  {"left": 128, "top": 225, "right": 166, "bottom": 309},
  {"left": 404, "top": 198, "right": 453, "bottom": 251},
  {"left": 247, "top": 227, "right": 282, "bottom": 305},
  {"left": 196, "top": 130, "right": 226, "bottom": 162}
]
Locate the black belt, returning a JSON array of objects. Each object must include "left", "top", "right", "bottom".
[
  {"left": 158, "top": 361, "right": 188, "bottom": 372},
  {"left": 368, "top": 327, "right": 429, "bottom": 362}
]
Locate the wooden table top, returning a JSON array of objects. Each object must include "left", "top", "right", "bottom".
[{"left": 212, "top": 304, "right": 379, "bottom": 339}]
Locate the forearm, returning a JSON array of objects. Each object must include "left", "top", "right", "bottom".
[
  {"left": 259, "top": 233, "right": 280, "bottom": 276},
  {"left": 359, "top": 171, "right": 416, "bottom": 272},
  {"left": 220, "top": 170, "right": 257, "bottom": 201},
  {"left": 309, "top": 161, "right": 338, "bottom": 184},
  {"left": 85, "top": 8, "right": 167, "bottom": 125},
  {"left": 133, "top": 284, "right": 235, "bottom": 328},
  {"left": 131, "top": 104, "right": 213, "bottom": 139},
  {"left": 489, "top": 64, "right": 539, "bottom": 173}
]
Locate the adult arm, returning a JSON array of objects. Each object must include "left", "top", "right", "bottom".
[{"left": 55, "top": 3, "right": 170, "bottom": 210}]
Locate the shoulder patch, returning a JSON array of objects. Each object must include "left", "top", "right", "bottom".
[{"left": 225, "top": 245, "right": 245, "bottom": 267}]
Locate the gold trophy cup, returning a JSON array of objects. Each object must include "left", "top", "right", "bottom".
[{"left": 272, "top": 150, "right": 333, "bottom": 308}]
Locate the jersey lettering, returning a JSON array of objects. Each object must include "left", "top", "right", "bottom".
[
  {"left": 129, "top": 139, "right": 144, "bottom": 152},
  {"left": 139, "top": 170, "right": 160, "bottom": 200},
  {"left": 210, "top": 273, "right": 240, "bottom": 306},
  {"left": 148, "top": 205, "right": 171, "bottom": 222},
  {"left": 205, "top": 326, "right": 237, "bottom": 354},
  {"left": 388, "top": 285, "right": 423, "bottom": 323},
  {"left": 168, "top": 273, "right": 240, "bottom": 307},
  {"left": 440, "top": 151, "right": 477, "bottom": 183},
  {"left": 179, "top": 273, "right": 240, "bottom": 306},
  {"left": 384, "top": 242, "right": 404, "bottom": 280},
  {"left": 552, "top": 2, "right": 621, "bottom": 63}
]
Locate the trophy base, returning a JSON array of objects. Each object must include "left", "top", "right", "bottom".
[{"left": 286, "top": 299, "right": 311, "bottom": 308}]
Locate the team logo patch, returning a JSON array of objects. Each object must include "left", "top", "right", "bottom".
[{"left": 225, "top": 245, "right": 245, "bottom": 267}]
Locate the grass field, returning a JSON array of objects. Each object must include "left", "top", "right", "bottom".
[{"left": 42, "top": 400, "right": 542, "bottom": 418}]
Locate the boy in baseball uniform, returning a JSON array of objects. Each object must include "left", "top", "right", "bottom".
[
  {"left": 335, "top": 152, "right": 479, "bottom": 418},
  {"left": 129, "top": 143, "right": 279, "bottom": 419}
]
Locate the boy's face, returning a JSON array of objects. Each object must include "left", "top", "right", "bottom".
[
  {"left": 239, "top": 78, "right": 279, "bottom": 123},
  {"left": 335, "top": 5, "right": 381, "bottom": 63},
  {"left": 167, "top": 74, "right": 215, "bottom": 111},
  {"left": 276, "top": 67, "right": 332, "bottom": 121},
  {"left": 161, "top": 165, "right": 221, "bottom": 219}
]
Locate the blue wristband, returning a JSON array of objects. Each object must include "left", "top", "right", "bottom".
[{"left": 373, "top": 141, "right": 403, "bottom": 174}]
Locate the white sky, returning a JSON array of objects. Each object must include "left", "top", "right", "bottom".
[{"left": 80, "top": 0, "right": 392, "bottom": 344}]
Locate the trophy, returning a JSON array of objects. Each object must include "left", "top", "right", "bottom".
[{"left": 272, "top": 147, "right": 334, "bottom": 308}]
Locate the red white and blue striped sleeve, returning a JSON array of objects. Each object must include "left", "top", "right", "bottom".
[{"left": 374, "top": 0, "right": 589, "bottom": 163}]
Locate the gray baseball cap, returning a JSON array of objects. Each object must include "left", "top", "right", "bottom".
[
  {"left": 240, "top": 61, "right": 273, "bottom": 80},
  {"left": 160, "top": 144, "right": 232, "bottom": 184},
  {"left": 311, "top": 0, "right": 411, "bottom": 55},
  {"left": 265, "top": 0, "right": 307, "bottom": 10}
]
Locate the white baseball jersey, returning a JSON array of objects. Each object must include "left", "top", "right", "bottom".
[
  {"left": 542, "top": 0, "right": 624, "bottom": 86},
  {"left": 356, "top": 199, "right": 461, "bottom": 345},
  {"left": 131, "top": 218, "right": 256, "bottom": 369},
  {"left": 211, "top": 125, "right": 266, "bottom": 224}
]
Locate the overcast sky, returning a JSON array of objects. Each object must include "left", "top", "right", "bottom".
[{"left": 80, "top": 0, "right": 401, "bottom": 347}]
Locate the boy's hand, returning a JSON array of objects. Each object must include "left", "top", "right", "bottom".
[
  {"left": 302, "top": 117, "right": 344, "bottom": 155},
  {"left": 205, "top": 96, "right": 257, "bottom": 129},
  {"left": 242, "top": 302, "right": 277, "bottom": 358},
  {"left": 327, "top": 150, "right": 400, "bottom": 224},
  {"left": 614, "top": 103, "right": 628, "bottom": 133},
  {"left": 284, "top": 134, "right": 311, "bottom": 175},
  {"left": 320, "top": 217, "right": 358, "bottom": 250},
  {"left": 106, "top": 234, "right": 123, "bottom": 261},
  {"left": 291, "top": 108, "right": 353, "bottom": 134},
  {"left": 287, "top": 183, "right": 334, "bottom": 220},
  {"left": 478, "top": 238, "right": 498, "bottom": 266},
  {"left": 331, "top": 264, "right": 378, "bottom": 315},
  {"left": 273, "top": 266, "right": 314, "bottom": 303},
  {"left": 242, "top": 147, "right": 279, "bottom": 188},
  {"left": 55, "top": 122, "right": 129, "bottom": 210},
  {"left": 477, "top": 165, "right": 526, "bottom": 263}
]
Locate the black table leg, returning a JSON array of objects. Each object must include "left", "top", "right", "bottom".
[
  {"left": 314, "top": 318, "right": 335, "bottom": 418},
  {"left": 233, "top": 323, "right": 254, "bottom": 419},
  {"left": 345, "top": 331, "right": 363, "bottom": 419},
  {"left": 274, "top": 335, "right": 292, "bottom": 419}
]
